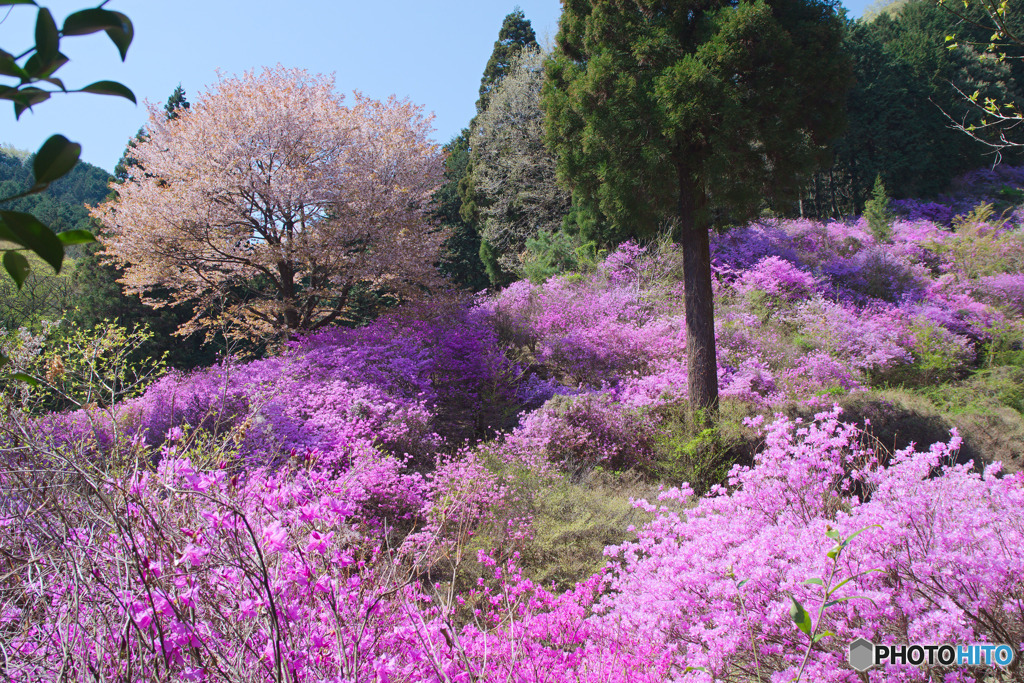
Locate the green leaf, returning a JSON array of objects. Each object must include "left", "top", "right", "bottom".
[
  {"left": 831, "top": 568, "right": 883, "bottom": 594},
  {"left": 684, "top": 666, "right": 708, "bottom": 673},
  {"left": 824, "top": 594, "right": 876, "bottom": 608},
  {"left": 0, "top": 216, "right": 26, "bottom": 245},
  {"left": 802, "top": 578, "right": 825, "bottom": 587},
  {"left": 32, "top": 134, "right": 81, "bottom": 187},
  {"left": 24, "top": 50, "right": 68, "bottom": 79},
  {"left": 790, "top": 597, "right": 812, "bottom": 637},
  {"left": 9, "top": 372, "right": 39, "bottom": 386},
  {"left": 57, "top": 229, "right": 96, "bottom": 246},
  {"left": 3, "top": 250, "right": 30, "bottom": 288},
  {"left": 840, "top": 525, "right": 881, "bottom": 549},
  {"left": 0, "top": 49, "right": 29, "bottom": 80},
  {"left": 6, "top": 87, "right": 50, "bottom": 118},
  {"left": 62, "top": 8, "right": 130, "bottom": 36},
  {"left": 813, "top": 630, "right": 835, "bottom": 643},
  {"left": 0, "top": 353, "right": 8, "bottom": 370},
  {"left": 34, "top": 7, "right": 60, "bottom": 63},
  {"left": 0, "top": 211, "right": 64, "bottom": 272},
  {"left": 826, "top": 545, "right": 840, "bottom": 560},
  {"left": 824, "top": 528, "right": 841, "bottom": 541},
  {"left": 78, "top": 80, "right": 135, "bottom": 103},
  {"left": 102, "top": 12, "right": 133, "bottom": 61},
  {"left": 737, "top": 578, "right": 749, "bottom": 588}
]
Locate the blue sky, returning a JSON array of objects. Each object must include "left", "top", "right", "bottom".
[{"left": 1, "top": 0, "right": 873, "bottom": 173}]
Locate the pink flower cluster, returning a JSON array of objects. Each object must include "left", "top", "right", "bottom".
[
  {"left": 28, "top": 302, "right": 522, "bottom": 468},
  {"left": 4, "top": 170, "right": 1024, "bottom": 680},
  {"left": 5, "top": 410, "right": 1021, "bottom": 682}
]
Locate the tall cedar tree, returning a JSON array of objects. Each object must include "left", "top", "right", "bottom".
[
  {"left": 476, "top": 8, "right": 539, "bottom": 114},
  {"left": 543, "top": 0, "right": 850, "bottom": 414},
  {"left": 459, "top": 9, "right": 538, "bottom": 286}
]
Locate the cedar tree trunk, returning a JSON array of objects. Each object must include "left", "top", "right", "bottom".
[{"left": 678, "top": 170, "right": 719, "bottom": 419}]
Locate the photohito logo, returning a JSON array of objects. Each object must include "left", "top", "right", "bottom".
[{"left": 848, "top": 639, "right": 1016, "bottom": 672}]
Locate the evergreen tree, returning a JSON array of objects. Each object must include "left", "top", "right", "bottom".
[
  {"left": 476, "top": 7, "right": 538, "bottom": 114},
  {"left": 163, "top": 83, "right": 190, "bottom": 120},
  {"left": 433, "top": 130, "right": 490, "bottom": 292},
  {"left": 864, "top": 174, "right": 894, "bottom": 242},
  {"left": 456, "top": 8, "right": 541, "bottom": 288},
  {"left": 115, "top": 84, "right": 190, "bottom": 181},
  {"left": 543, "top": 0, "right": 851, "bottom": 415}
]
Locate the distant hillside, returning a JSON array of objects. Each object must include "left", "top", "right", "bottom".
[
  {"left": 0, "top": 148, "right": 112, "bottom": 236},
  {"left": 862, "top": 0, "right": 910, "bottom": 21}
]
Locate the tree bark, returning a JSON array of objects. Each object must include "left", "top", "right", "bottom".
[
  {"left": 676, "top": 168, "right": 719, "bottom": 421},
  {"left": 278, "top": 261, "right": 300, "bottom": 330}
]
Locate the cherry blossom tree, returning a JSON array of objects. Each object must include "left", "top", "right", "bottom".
[{"left": 91, "top": 66, "right": 447, "bottom": 341}]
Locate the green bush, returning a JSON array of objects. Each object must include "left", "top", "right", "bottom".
[
  {"left": 863, "top": 174, "right": 894, "bottom": 243},
  {"left": 522, "top": 230, "right": 603, "bottom": 284},
  {"left": 648, "top": 400, "right": 759, "bottom": 494}
]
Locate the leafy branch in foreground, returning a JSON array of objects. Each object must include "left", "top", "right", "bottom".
[
  {"left": 0, "top": 1, "right": 137, "bottom": 370},
  {"left": 936, "top": 0, "right": 1024, "bottom": 156}
]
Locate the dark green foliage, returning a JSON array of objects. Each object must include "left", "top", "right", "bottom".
[
  {"left": 522, "top": 230, "right": 600, "bottom": 283},
  {"left": 115, "top": 84, "right": 190, "bottom": 182},
  {"left": 544, "top": 0, "right": 851, "bottom": 244},
  {"left": 163, "top": 84, "right": 190, "bottom": 120},
  {"left": 543, "top": 0, "right": 851, "bottom": 412},
  {"left": 67, "top": 244, "right": 220, "bottom": 370},
  {"left": 864, "top": 174, "right": 894, "bottom": 241},
  {"left": 457, "top": 9, "right": 541, "bottom": 288},
  {"left": 478, "top": 238, "right": 514, "bottom": 288},
  {"left": 433, "top": 130, "right": 490, "bottom": 292},
  {"left": 803, "top": 1, "right": 1024, "bottom": 216},
  {"left": 113, "top": 128, "right": 145, "bottom": 183},
  {"left": 476, "top": 7, "right": 538, "bottom": 114},
  {"left": 0, "top": 149, "right": 110, "bottom": 251}
]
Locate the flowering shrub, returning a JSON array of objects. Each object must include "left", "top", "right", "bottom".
[
  {"left": 496, "top": 393, "right": 661, "bottom": 475},
  {"left": 592, "top": 408, "right": 1024, "bottom": 682},
  {"left": 6, "top": 409, "right": 1021, "bottom": 682},
  {"left": 23, "top": 302, "right": 522, "bottom": 468},
  {"left": 4, "top": 168, "right": 1024, "bottom": 681},
  {"left": 733, "top": 256, "right": 818, "bottom": 302}
]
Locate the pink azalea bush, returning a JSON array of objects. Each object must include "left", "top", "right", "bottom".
[
  {"left": 591, "top": 408, "right": 1024, "bottom": 682},
  {"left": 23, "top": 301, "right": 522, "bottom": 468},
  {"left": 5, "top": 409, "right": 1022, "bottom": 681},
  {"left": 3, "top": 167, "right": 1024, "bottom": 680}
]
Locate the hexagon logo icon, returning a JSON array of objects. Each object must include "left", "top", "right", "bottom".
[{"left": 849, "top": 638, "right": 875, "bottom": 672}]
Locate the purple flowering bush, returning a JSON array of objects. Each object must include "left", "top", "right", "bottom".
[
  {"left": 3, "top": 171, "right": 1024, "bottom": 680},
  {"left": 5, "top": 408, "right": 1022, "bottom": 681},
  {"left": 592, "top": 408, "right": 1024, "bottom": 682}
]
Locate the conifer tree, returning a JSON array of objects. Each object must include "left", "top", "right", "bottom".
[
  {"left": 543, "top": 0, "right": 851, "bottom": 415},
  {"left": 434, "top": 130, "right": 490, "bottom": 292},
  {"left": 115, "top": 84, "right": 190, "bottom": 181},
  {"left": 456, "top": 8, "right": 540, "bottom": 287},
  {"left": 864, "top": 174, "right": 894, "bottom": 242},
  {"left": 476, "top": 8, "right": 538, "bottom": 114}
]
